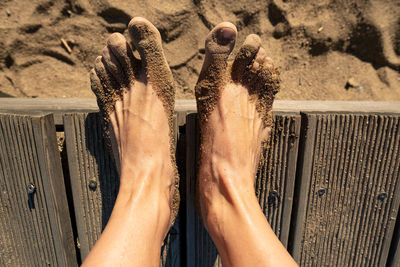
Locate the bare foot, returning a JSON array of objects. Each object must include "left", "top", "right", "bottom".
[
  {"left": 90, "top": 17, "right": 179, "bottom": 232},
  {"left": 84, "top": 17, "right": 179, "bottom": 266},
  {"left": 196, "top": 22, "right": 279, "bottom": 219},
  {"left": 196, "top": 23, "right": 296, "bottom": 266}
]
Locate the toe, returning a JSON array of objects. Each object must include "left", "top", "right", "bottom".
[
  {"left": 201, "top": 22, "right": 237, "bottom": 75},
  {"left": 253, "top": 49, "right": 280, "bottom": 97},
  {"left": 251, "top": 47, "right": 266, "bottom": 70},
  {"left": 231, "top": 35, "right": 280, "bottom": 98},
  {"left": 106, "top": 33, "right": 139, "bottom": 83},
  {"left": 128, "top": 17, "right": 172, "bottom": 83},
  {"left": 90, "top": 68, "right": 113, "bottom": 124},
  {"left": 241, "top": 45, "right": 280, "bottom": 123},
  {"left": 195, "top": 22, "right": 237, "bottom": 121},
  {"left": 263, "top": 56, "right": 275, "bottom": 70},
  {"left": 231, "top": 34, "right": 280, "bottom": 124},
  {"left": 231, "top": 34, "right": 261, "bottom": 82},
  {"left": 101, "top": 46, "right": 125, "bottom": 85},
  {"left": 205, "top": 22, "right": 237, "bottom": 54},
  {"left": 94, "top": 56, "right": 118, "bottom": 95},
  {"left": 251, "top": 47, "right": 275, "bottom": 72},
  {"left": 90, "top": 68, "right": 105, "bottom": 105}
]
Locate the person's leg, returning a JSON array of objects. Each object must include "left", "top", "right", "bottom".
[
  {"left": 82, "top": 17, "right": 178, "bottom": 267},
  {"left": 196, "top": 22, "right": 298, "bottom": 267}
]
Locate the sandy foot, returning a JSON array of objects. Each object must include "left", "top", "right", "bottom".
[
  {"left": 195, "top": 22, "right": 280, "bottom": 218},
  {"left": 90, "top": 17, "right": 179, "bottom": 225}
]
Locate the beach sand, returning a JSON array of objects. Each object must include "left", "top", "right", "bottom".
[{"left": 1, "top": 0, "right": 399, "bottom": 100}]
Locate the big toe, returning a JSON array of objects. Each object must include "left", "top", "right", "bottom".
[
  {"left": 201, "top": 22, "right": 237, "bottom": 73},
  {"left": 195, "top": 22, "right": 237, "bottom": 121},
  {"left": 205, "top": 22, "right": 237, "bottom": 55},
  {"left": 128, "top": 17, "right": 171, "bottom": 82}
]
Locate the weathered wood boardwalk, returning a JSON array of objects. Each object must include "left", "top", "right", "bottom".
[
  {"left": 0, "top": 113, "right": 76, "bottom": 267},
  {"left": 292, "top": 113, "right": 400, "bottom": 267},
  {"left": 0, "top": 99, "right": 399, "bottom": 267}
]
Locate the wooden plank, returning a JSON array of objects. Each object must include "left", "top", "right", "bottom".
[
  {"left": 272, "top": 101, "right": 400, "bottom": 114},
  {"left": 185, "top": 113, "right": 301, "bottom": 266},
  {"left": 63, "top": 113, "right": 113, "bottom": 260},
  {"left": 0, "top": 113, "right": 77, "bottom": 267},
  {"left": 0, "top": 99, "right": 98, "bottom": 125},
  {"left": 33, "top": 114, "right": 78, "bottom": 266},
  {"left": 1, "top": 98, "right": 400, "bottom": 113},
  {"left": 290, "top": 113, "right": 400, "bottom": 267},
  {"left": 290, "top": 114, "right": 317, "bottom": 261},
  {"left": 257, "top": 112, "right": 301, "bottom": 247},
  {"left": 63, "top": 112, "right": 180, "bottom": 265},
  {"left": 2, "top": 99, "right": 400, "bottom": 125}
]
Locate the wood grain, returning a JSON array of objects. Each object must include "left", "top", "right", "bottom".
[
  {"left": 0, "top": 113, "right": 76, "bottom": 267},
  {"left": 2, "top": 99, "right": 399, "bottom": 125},
  {"left": 291, "top": 113, "right": 400, "bottom": 267},
  {"left": 63, "top": 112, "right": 180, "bottom": 266}
]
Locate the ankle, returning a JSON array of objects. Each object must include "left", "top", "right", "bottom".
[
  {"left": 114, "top": 182, "right": 172, "bottom": 235},
  {"left": 198, "top": 158, "right": 255, "bottom": 198},
  {"left": 119, "top": 157, "right": 174, "bottom": 193},
  {"left": 118, "top": 165, "right": 172, "bottom": 212},
  {"left": 198, "top": 164, "right": 258, "bottom": 224},
  {"left": 200, "top": 186, "right": 261, "bottom": 249}
]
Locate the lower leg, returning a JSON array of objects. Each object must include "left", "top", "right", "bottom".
[
  {"left": 83, "top": 169, "right": 171, "bottom": 266},
  {"left": 200, "top": 158, "right": 296, "bottom": 266},
  {"left": 196, "top": 23, "right": 297, "bottom": 267},
  {"left": 198, "top": 101, "right": 296, "bottom": 266}
]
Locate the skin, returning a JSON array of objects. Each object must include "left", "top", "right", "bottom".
[
  {"left": 84, "top": 17, "right": 175, "bottom": 266},
  {"left": 84, "top": 17, "right": 297, "bottom": 267},
  {"left": 195, "top": 23, "right": 298, "bottom": 267}
]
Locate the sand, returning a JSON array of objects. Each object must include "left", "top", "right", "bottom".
[
  {"left": 90, "top": 19, "right": 180, "bottom": 224},
  {"left": 0, "top": 0, "right": 400, "bottom": 101},
  {"left": 230, "top": 35, "right": 280, "bottom": 126}
]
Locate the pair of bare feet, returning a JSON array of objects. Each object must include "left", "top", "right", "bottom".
[{"left": 85, "top": 17, "right": 297, "bottom": 267}]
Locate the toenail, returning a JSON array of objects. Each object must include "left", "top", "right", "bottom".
[
  {"left": 102, "top": 47, "right": 109, "bottom": 56},
  {"left": 95, "top": 56, "right": 102, "bottom": 64},
  {"left": 107, "top": 33, "right": 124, "bottom": 45},
  {"left": 257, "top": 48, "right": 266, "bottom": 58},
  {"left": 253, "top": 61, "right": 260, "bottom": 69},
  {"left": 255, "top": 54, "right": 266, "bottom": 64},
  {"left": 216, "top": 28, "right": 236, "bottom": 45}
]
